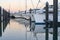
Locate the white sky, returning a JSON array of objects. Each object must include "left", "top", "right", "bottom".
[{"left": 0, "top": 0, "right": 60, "bottom": 12}]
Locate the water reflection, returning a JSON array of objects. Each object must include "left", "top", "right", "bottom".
[
  {"left": 0, "top": 26, "right": 2, "bottom": 37},
  {"left": 2, "top": 20, "right": 26, "bottom": 40},
  {"left": 3, "top": 12, "right": 10, "bottom": 32},
  {"left": 0, "top": 19, "right": 54, "bottom": 40},
  {"left": 1, "top": 19, "right": 40, "bottom": 40}
]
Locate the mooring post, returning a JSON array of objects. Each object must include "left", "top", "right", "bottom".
[
  {"left": 29, "top": 8, "right": 32, "bottom": 14},
  {"left": 0, "top": 7, "right": 2, "bottom": 36},
  {"left": 45, "top": 2, "right": 49, "bottom": 40},
  {"left": 53, "top": 0, "right": 58, "bottom": 40}
]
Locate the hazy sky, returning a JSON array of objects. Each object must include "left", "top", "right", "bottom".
[{"left": 0, "top": 0, "right": 60, "bottom": 12}]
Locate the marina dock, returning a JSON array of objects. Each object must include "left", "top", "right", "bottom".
[{"left": 0, "top": 0, "right": 60, "bottom": 40}]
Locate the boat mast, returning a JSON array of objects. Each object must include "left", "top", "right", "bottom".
[{"left": 25, "top": 0, "right": 27, "bottom": 14}]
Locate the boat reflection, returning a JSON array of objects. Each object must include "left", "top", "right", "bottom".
[{"left": 0, "top": 26, "right": 2, "bottom": 37}]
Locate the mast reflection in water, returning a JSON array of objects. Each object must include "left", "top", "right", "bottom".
[{"left": 0, "top": 7, "right": 2, "bottom": 37}]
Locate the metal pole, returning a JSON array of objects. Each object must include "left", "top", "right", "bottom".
[
  {"left": 53, "top": 0, "right": 58, "bottom": 40},
  {"left": 45, "top": 2, "right": 49, "bottom": 40},
  {"left": 25, "top": 0, "right": 27, "bottom": 14}
]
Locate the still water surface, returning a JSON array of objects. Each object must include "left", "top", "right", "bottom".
[
  {"left": 0, "top": 19, "right": 60, "bottom": 40},
  {"left": 0, "top": 19, "right": 40, "bottom": 40}
]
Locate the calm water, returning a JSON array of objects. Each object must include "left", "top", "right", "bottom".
[
  {"left": 0, "top": 19, "right": 52, "bottom": 40},
  {"left": 0, "top": 18, "right": 60, "bottom": 40},
  {"left": 0, "top": 19, "right": 40, "bottom": 40}
]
